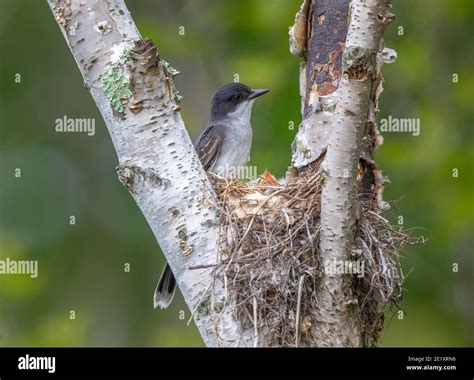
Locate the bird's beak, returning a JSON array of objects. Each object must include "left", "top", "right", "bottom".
[{"left": 249, "top": 88, "right": 269, "bottom": 99}]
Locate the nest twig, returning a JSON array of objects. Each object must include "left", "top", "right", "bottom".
[{"left": 208, "top": 164, "right": 421, "bottom": 347}]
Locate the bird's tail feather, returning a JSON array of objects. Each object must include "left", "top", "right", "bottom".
[{"left": 154, "top": 263, "right": 177, "bottom": 309}]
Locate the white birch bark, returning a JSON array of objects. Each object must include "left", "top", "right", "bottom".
[
  {"left": 47, "top": 0, "right": 252, "bottom": 347},
  {"left": 316, "top": 0, "right": 394, "bottom": 346}
]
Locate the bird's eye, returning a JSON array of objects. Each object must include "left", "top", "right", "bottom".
[{"left": 231, "top": 94, "right": 242, "bottom": 101}]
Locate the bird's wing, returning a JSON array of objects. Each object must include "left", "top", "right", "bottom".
[{"left": 194, "top": 123, "right": 225, "bottom": 171}]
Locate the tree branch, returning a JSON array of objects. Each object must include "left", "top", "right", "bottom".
[
  {"left": 317, "top": 0, "right": 394, "bottom": 346},
  {"left": 47, "top": 0, "right": 251, "bottom": 347},
  {"left": 291, "top": 0, "right": 395, "bottom": 346}
]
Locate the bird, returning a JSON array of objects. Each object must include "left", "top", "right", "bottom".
[{"left": 154, "top": 82, "right": 269, "bottom": 309}]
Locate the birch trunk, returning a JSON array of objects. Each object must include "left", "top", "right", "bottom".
[
  {"left": 291, "top": 0, "right": 394, "bottom": 346},
  {"left": 316, "top": 0, "right": 394, "bottom": 346},
  {"left": 47, "top": 0, "right": 252, "bottom": 347}
]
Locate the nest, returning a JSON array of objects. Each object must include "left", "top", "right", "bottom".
[{"left": 209, "top": 164, "right": 420, "bottom": 347}]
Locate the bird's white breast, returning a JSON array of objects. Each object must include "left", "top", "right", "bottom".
[{"left": 211, "top": 119, "right": 252, "bottom": 178}]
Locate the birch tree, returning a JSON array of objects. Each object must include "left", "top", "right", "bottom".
[
  {"left": 48, "top": 0, "right": 398, "bottom": 347},
  {"left": 290, "top": 0, "right": 396, "bottom": 347}
]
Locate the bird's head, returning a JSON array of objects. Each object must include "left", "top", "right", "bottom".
[{"left": 210, "top": 82, "right": 269, "bottom": 122}]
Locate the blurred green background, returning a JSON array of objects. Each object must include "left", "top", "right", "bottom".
[{"left": 0, "top": 0, "right": 472, "bottom": 347}]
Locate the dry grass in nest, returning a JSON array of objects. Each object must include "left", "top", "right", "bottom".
[{"left": 209, "top": 165, "right": 421, "bottom": 347}]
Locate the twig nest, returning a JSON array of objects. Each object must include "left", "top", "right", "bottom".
[{"left": 208, "top": 164, "right": 421, "bottom": 347}]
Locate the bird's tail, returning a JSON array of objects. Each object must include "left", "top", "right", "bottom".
[{"left": 154, "top": 263, "right": 177, "bottom": 309}]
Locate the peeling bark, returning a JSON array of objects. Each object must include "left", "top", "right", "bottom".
[
  {"left": 47, "top": 0, "right": 251, "bottom": 347},
  {"left": 290, "top": 0, "right": 351, "bottom": 170}
]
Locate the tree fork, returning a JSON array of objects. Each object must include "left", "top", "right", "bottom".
[{"left": 48, "top": 0, "right": 395, "bottom": 347}]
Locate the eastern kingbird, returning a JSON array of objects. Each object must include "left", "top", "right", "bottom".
[{"left": 154, "top": 82, "right": 269, "bottom": 309}]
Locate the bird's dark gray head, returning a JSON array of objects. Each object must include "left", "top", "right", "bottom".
[{"left": 210, "top": 82, "right": 268, "bottom": 122}]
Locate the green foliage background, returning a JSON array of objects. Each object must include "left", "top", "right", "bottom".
[{"left": 0, "top": 0, "right": 472, "bottom": 347}]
